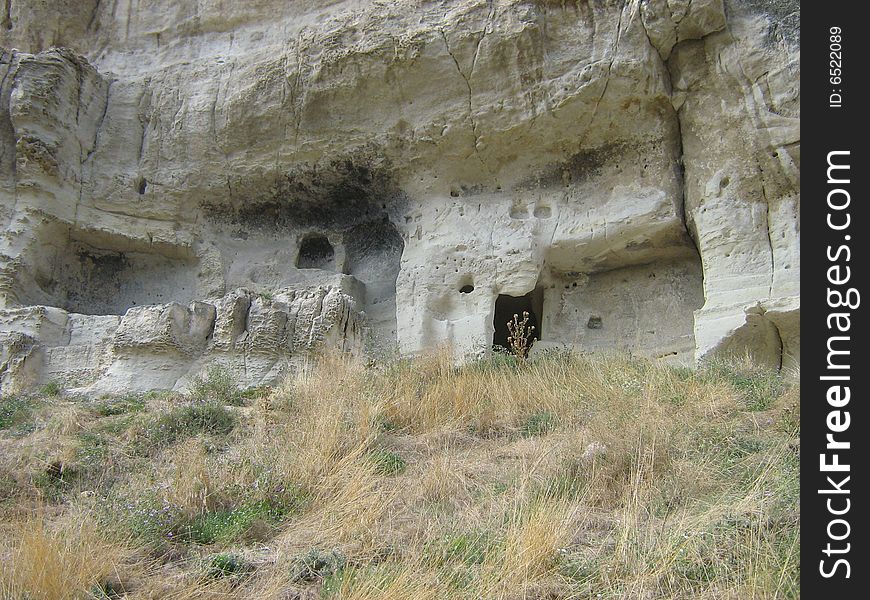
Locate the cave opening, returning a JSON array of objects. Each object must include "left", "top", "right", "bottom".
[
  {"left": 493, "top": 287, "right": 543, "bottom": 351},
  {"left": 296, "top": 234, "right": 336, "bottom": 270}
]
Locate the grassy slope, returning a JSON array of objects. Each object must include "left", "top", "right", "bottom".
[{"left": 0, "top": 351, "right": 799, "bottom": 599}]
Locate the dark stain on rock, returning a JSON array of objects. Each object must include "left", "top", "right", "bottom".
[
  {"left": 517, "top": 140, "right": 642, "bottom": 190},
  {"left": 203, "top": 154, "right": 409, "bottom": 233}
]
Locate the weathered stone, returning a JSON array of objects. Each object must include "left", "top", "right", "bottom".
[{"left": 0, "top": 0, "right": 799, "bottom": 394}]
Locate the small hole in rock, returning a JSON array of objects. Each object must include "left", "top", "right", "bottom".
[
  {"left": 136, "top": 178, "right": 148, "bottom": 195},
  {"left": 720, "top": 176, "right": 730, "bottom": 188},
  {"left": 459, "top": 284, "right": 474, "bottom": 294},
  {"left": 587, "top": 316, "right": 603, "bottom": 329}
]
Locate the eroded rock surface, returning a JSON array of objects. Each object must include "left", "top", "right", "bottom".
[{"left": 0, "top": 0, "right": 799, "bottom": 393}]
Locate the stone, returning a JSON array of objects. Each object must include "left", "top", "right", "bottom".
[{"left": 0, "top": 0, "right": 799, "bottom": 394}]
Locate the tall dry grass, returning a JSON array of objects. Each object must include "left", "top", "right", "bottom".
[
  {"left": 0, "top": 350, "right": 798, "bottom": 599},
  {"left": 1, "top": 512, "right": 127, "bottom": 600}
]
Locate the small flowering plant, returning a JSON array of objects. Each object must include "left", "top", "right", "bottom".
[{"left": 507, "top": 311, "right": 535, "bottom": 359}]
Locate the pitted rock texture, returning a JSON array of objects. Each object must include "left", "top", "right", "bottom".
[{"left": 0, "top": 0, "right": 799, "bottom": 393}]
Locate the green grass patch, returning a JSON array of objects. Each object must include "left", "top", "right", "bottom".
[
  {"left": 426, "top": 529, "right": 496, "bottom": 566},
  {"left": 39, "top": 382, "right": 61, "bottom": 397},
  {"left": 92, "top": 394, "right": 146, "bottom": 417},
  {"left": 183, "top": 499, "right": 291, "bottom": 544},
  {"left": 465, "top": 349, "right": 523, "bottom": 374},
  {"left": 703, "top": 359, "right": 785, "bottom": 411},
  {"left": 368, "top": 449, "right": 407, "bottom": 476},
  {"left": 204, "top": 552, "right": 254, "bottom": 580},
  {"left": 0, "top": 396, "right": 34, "bottom": 431},
  {"left": 521, "top": 410, "right": 557, "bottom": 436},
  {"left": 143, "top": 401, "right": 236, "bottom": 450}
]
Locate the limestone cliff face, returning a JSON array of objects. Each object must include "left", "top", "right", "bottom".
[{"left": 0, "top": 0, "right": 798, "bottom": 394}]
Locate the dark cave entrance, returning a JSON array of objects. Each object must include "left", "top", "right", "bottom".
[
  {"left": 296, "top": 234, "right": 336, "bottom": 270},
  {"left": 493, "top": 288, "right": 543, "bottom": 351}
]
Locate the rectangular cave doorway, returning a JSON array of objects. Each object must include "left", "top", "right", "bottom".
[{"left": 493, "top": 287, "right": 544, "bottom": 351}]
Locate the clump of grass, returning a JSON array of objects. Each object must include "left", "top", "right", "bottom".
[
  {"left": 419, "top": 452, "right": 471, "bottom": 504},
  {"left": 92, "top": 394, "right": 145, "bottom": 417},
  {"left": 427, "top": 529, "right": 495, "bottom": 566},
  {"left": 204, "top": 552, "right": 254, "bottom": 580},
  {"left": 164, "top": 437, "right": 214, "bottom": 516},
  {"left": 309, "top": 453, "right": 397, "bottom": 547},
  {"left": 466, "top": 348, "right": 522, "bottom": 373},
  {"left": 480, "top": 498, "right": 576, "bottom": 598},
  {"left": 521, "top": 410, "right": 557, "bottom": 436},
  {"left": 268, "top": 354, "right": 382, "bottom": 490},
  {"left": 321, "top": 561, "right": 445, "bottom": 600},
  {"left": 239, "top": 385, "right": 273, "bottom": 402},
  {"left": 368, "top": 449, "right": 407, "bottom": 476},
  {"left": 142, "top": 400, "right": 236, "bottom": 450},
  {"left": 190, "top": 365, "right": 244, "bottom": 406},
  {"left": 0, "top": 395, "right": 34, "bottom": 430},
  {"left": 184, "top": 499, "right": 291, "bottom": 545},
  {"left": 40, "top": 382, "right": 61, "bottom": 397},
  {"left": 701, "top": 357, "right": 785, "bottom": 411},
  {"left": 289, "top": 548, "right": 347, "bottom": 582}
]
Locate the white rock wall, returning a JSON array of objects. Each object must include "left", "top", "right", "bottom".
[{"left": 0, "top": 0, "right": 799, "bottom": 393}]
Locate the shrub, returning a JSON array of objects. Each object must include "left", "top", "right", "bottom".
[
  {"left": 289, "top": 548, "right": 347, "bottom": 582},
  {"left": 190, "top": 366, "right": 244, "bottom": 406},
  {"left": 144, "top": 401, "right": 236, "bottom": 449},
  {"left": 204, "top": 552, "right": 254, "bottom": 580}
]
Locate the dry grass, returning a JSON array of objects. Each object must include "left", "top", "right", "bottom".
[
  {"left": 164, "top": 438, "right": 214, "bottom": 517},
  {"left": 480, "top": 498, "right": 577, "bottom": 598},
  {"left": 0, "top": 350, "right": 799, "bottom": 599},
  {"left": 419, "top": 451, "right": 473, "bottom": 504},
  {"left": 1, "top": 512, "right": 127, "bottom": 599}
]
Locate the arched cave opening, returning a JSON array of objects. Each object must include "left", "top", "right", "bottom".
[
  {"left": 493, "top": 288, "right": 543, "bottom": 351},
  {"left": 296, "top": 234, "right": 336, "bottom": 270}
]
